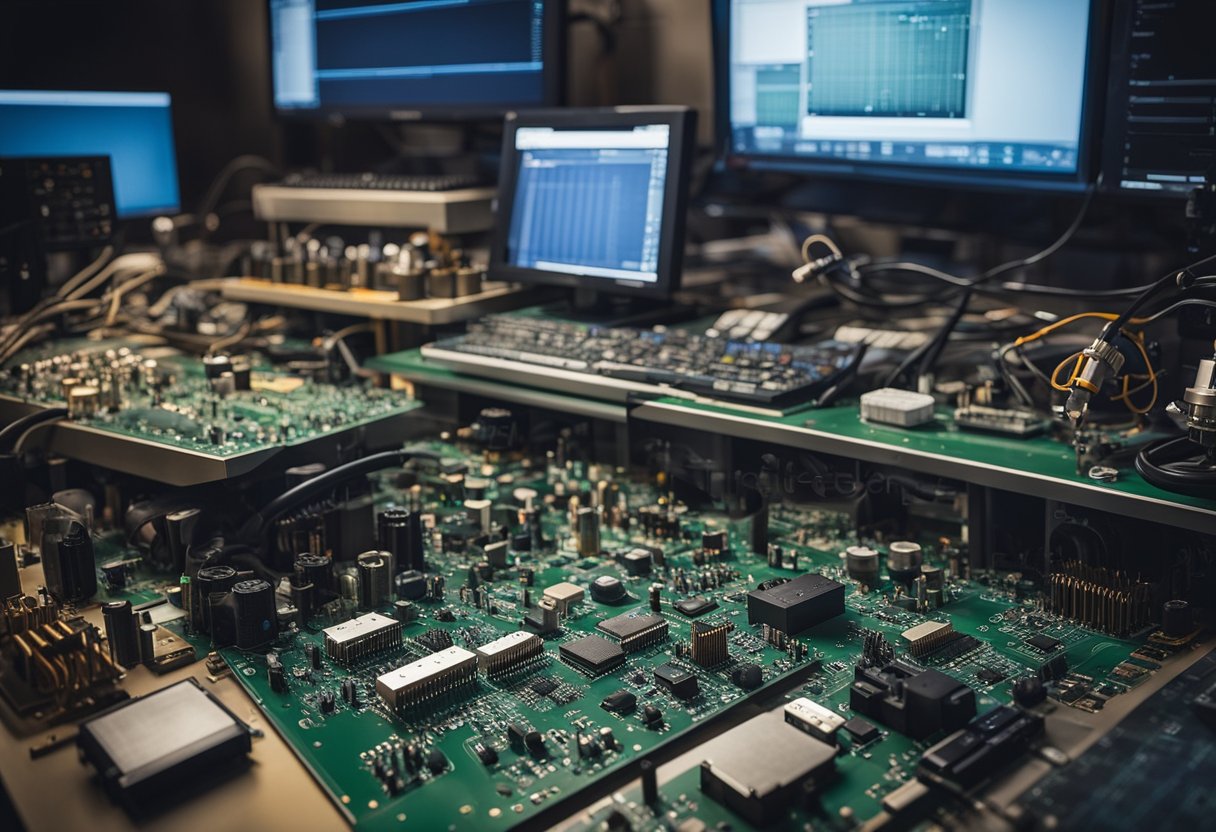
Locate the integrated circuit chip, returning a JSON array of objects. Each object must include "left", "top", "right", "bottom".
[
  {"left": 596, "top": 610, "right": 669, "bottom": 652},
  {"left": 674, "top": 596, "right": 718, "bottom": 617},
  {"left": 1026, "top": 634, "right": 1063, "bottom": 653},
  {"left": 559, "top": 635, "right": 625, "bottom": 676}
]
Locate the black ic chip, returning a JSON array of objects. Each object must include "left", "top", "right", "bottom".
[
  {"left": 977, "top": 667, "right": 1007, "bottom": 685},
  {"left": 841, "top": 716, "right": 880, "bottom": 744},
  {"left": 529, "top": 677, "right": 558, "bottom": 696},
  {"left": 674, "top": 596, "right": 718, "bottom": 617},
  {"left": 559, "top": 635, "right": 625, "bottom": 676},
  {"left": 1026, "top": 634, "right": 1062, "bottom": 653},
  {"left": 601, "top": 689, "right": 637, "bottom": 714},
  {"left": 654, "top": 663, "right": 699, "bottom": 700}
]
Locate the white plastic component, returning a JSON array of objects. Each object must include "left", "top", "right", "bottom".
[
  {"left": 859, "top": 388, "right": 936, "bottom": 427},
  {"left": 784, "top": 696, "right": 846, "bottom": 743},
  {"left": 375, "top": 646, "right": 477, "bottom": 709}
]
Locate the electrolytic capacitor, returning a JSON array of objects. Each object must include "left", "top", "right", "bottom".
[
  {"left": 357, "top": 551, "right": 392, "bottom": 609},
  {"left": 102, "top": 600, "right": 140, "bottom": 668},
  {"left": 576, "top": 506, "right": 600, "bottom": 556}
]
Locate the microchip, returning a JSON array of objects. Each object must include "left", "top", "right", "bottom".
[
  {"left": 600, "top": 689, "right": 637, "bottom": 714},
  {"left": 977, "top": 667, "right": 1007, "bottom": 685},
  {"left": 529, "top": 677, "right": 559, "bottom": 696},
  {"left": 597, "top": 610, "right": 669, "bottom": 652},
  {"left": 417, "top": 629, "right": 454, "bottom": 652},
  {"left": 559, "top": 635, "right": 625, "bottom": 676},
  {"left": 674, "top": 596, "right": 718, "bottom": 617},
  {"left": 1026, "top": 634, "right": 1062, "bottom": 653},
  {"left": 841, "top": 716, "right": 880, "bottom": 744},
  {"left": 654, "top": 663, "right": 699, "bottom": 700},
  {"left": 76, "top": 679, "right": 251, "bottom": 812}
]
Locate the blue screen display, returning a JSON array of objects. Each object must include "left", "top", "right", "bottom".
[
  {"left": 506, "top": 126, "right": 670, "bottom": 284},
  {"left": 0, "top": 90, "right": 180, "bottom": 218},
  {"left": 270, "top": 0, "right": 550, "bottom": 114}
]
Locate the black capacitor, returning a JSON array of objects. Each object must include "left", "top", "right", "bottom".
[
  {"left": 138, "top": 622, "right": 157, "bottom": 664},
  {"left": 1162, "top": 599, "right": 1194, "bottom": 637},
  {"left": 357, "top": 551, "right": 392, "bottom": 608},
  {"left": 41, "top": 518, "right": 97, "bottom": 603},
  {"left": 476, "top": 407, "right": 516, "bottom": 451},
  {"left": 290, "top": 580, "right": 315, "bottom": 621},
  {"left": 306, "top": 643, "right": 322, "bottom": 670},
  {"left": 102, "top": 600, "right": 141, "bottom": 668},
  {"left": 232, "top": 578, "right": 278, "bottom": 649},
  {"left": 640, "top": 759, "right": 658, "bottom": 805},
  {"left": 101, "top": 560, "right": 127, "bottom": 590},
  {"left": 202, "top": 353, "right": 232, "bottom": 380},
  {"left": 319, "top": 691, "right": 336, "bottom": 713},
  {"left": 268, "top": 654, "right": 287, "bottom": 693},
  {"left": 295, "top": 553, "right": 334, "bottom": 601},
  {"left": 649, "top": 583, "right": 662, "bottom": 612},
  {"left": 192, "top": 564, "right": 238, "bottom": 633},
  {"left": 378, "top": 508, "right": 425, "bottom": 573},
  {"left": 0, "top": 537, "right": 19, "bottom": 599},
  {"left": 1012, "top": 675, "right": 1046, "bottom": 707}
]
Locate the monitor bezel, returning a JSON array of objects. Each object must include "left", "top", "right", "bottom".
[
  {"left": 266, "top": 0, "right": 566, "bottom": 122},
  {"left": 0, "top": 87, "right": 182, "bottom": 218},
  {"left": 710, "top": 0, "right": 1109, "bottom": 194},
  {"left": 489, "top": 106, "right": 696, "bottom": 299}
]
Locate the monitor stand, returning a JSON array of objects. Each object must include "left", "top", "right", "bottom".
[{"left": 538, "top": 287, "right": 696, "bottom": 328}]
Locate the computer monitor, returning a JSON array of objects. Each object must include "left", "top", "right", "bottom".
[
  {"left": 714, "top": 0, "right": 1103, "bottom": 191},
  {"left": 490, "top": 107, "right": 696, "bottom": 299},
  {"left": 0, "top": 90, "right": 181, "bottom": 218},
  {"left": 1103, "top": 0, "right": 1215, "bottom": 197},
  {"left": 268, "top": 0, "right": 564, "bottom": 120}
]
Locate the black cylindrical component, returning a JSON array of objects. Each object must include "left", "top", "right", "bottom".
[
  {"left": 42, "top": 518, "right": 96, "bottom": 603},
  {"left": 294, "top": 553, "right": 333, "bottom": 602},
  {"left": 192, "top": 564, "right": 238, "bottom": 633},
  {"left": 202, "top": 353, "right": 232, "bottom": 380},
  {"left": 577, "top": 506, "right": 600, "bottom": 556},
  {"left": 649, "top": 584, "right": 662, "bottom": 612},
  {"left": 357, "top": 551, "right": 392, "bottom": 609},
  {"left": 846, "top": 545, "right": 881, "bottom": 584},
  {"left": 138, "top": 622, "right": 157, "bottom": 664},
  {"left": 640, "top": 759, "right": 658, "bottom": 805},
  {"left": 378, "top": 508, "right": 424, "bottom": 573},
  {"left": 0, "top": 537, "right": 19, "bottom": 600},
  {"left": 290, "top": 580, "right": 315, "bottom": 621},
  {"left": 887, "top": 541, "right": 923, "bottom": 586},
  {"left": 750, "top": 502, "right": 769, "bottom": 555},
  {"left": 102, "top": 600, "right": 141, "bottom": 668},
  {"left": 1162, "top": 599, "right": 1194, "bottom": 637},
  {"left": 232, "top": 578, "right": 278, "bottom": 649},
  {"left": 476, "top": 407, "right": 515, "bottom": 451}
]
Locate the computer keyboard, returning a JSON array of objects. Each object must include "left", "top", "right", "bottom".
[
  {"left": 421, "top": 316, "right": 864, "bottom": 409},
  {"left": 278, "top": 172, "right": 482, "bottom": 192}
]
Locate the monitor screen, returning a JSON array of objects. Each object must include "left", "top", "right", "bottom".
[
  {"left": 492, "top": 108, "right": 695, "bottom": 297},
  {"left": 1104, "top": 0, "right": 1215, "bottom": 197},
  {"left": 269, "top": 0, "right": 561, "bottom": 118},
  {"left": 717, "top": 0, "right": 1099, "bottom": 190},
  {"left": 0, "top": 90, "right": 180, "bottom": 218}
]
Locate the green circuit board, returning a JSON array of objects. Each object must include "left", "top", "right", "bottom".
[
  {"left": 0, "top": 338, "right": 418, "bottom": 458},
  {"left": 58, "top": 427, "right": 1201, "bottom": 831}
]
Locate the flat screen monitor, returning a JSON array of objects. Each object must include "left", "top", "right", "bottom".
[
  {"left": 714, "top": 0, "right": 1103, "bottom": 191},
  {"left": 490, "top": 107, "right": 696, "bottom": 298},
  {"left": 1103, "top": 0, "right": 1215, "bottom": 197},
  {"left": 268, "top": 0, "right": 563, "bottom": 119},
  {"left": 0, "top": 90, "right": 180, "bottom": 218}
]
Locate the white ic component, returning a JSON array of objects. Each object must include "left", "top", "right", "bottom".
[
  {"left": 543, "top": 581, "right": 584, "bottom": 615},
  {"left": 322, "top": 612, "right": 402, "bottom": 664},
  {"left": 375, "top": 646, "right": 477, "bottom": 710},
  {"left": 784, "top": 696, "right": 846, "bottom": 744},
  {"left": 859, "top": 388, "right": 936, "bottom": 427},
  {"left": 475, "top": 631, "right": 544, "bottom": 675}
]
